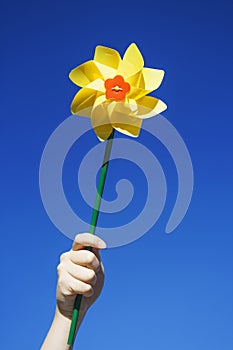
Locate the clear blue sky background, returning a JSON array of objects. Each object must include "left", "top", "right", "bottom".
[{"left": 1, "top": 0, "right": 233, "bottom": 349}]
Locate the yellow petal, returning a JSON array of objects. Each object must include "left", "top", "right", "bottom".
[
  {"left": 136, "top": 96, "right": 167, "bottom": 119},
  {"left": 127, "top": 86, "right": 151, "bottom": 100},
  {"left": 117, "top": 60, "right": 139, "bottom": 79},
  {"left": 123, "top": 43, "right": 144, "bottom": 72},
  {"left": 109, "top": 102, "right": 142, "bottom": 137},
  {"left": 69, "top": 61, "right": 102, "bottom": 87},
  {"left": 142, "top": 67, "right": 165, "bottom": 91},
  {"left": 93, "top": 62, "right": 117, "bottom": 80},
  {"left": 126, "top": 71, "right": 144, "bottom": 89},
  {"left": 71, "top": 87, "right": 98, "bottom": 117},
  {"left": 117, "top": 44, "right": 144, "bottom": 79},
  {"left": 94, "top": 46, "right": 121, "bottom": 69},
  {"left": 86, "top": 78, "right": 105, "bottom": 92},
  {"left": 91, "top": 96, "right": 113, "bottom": 141},
  {"left": 127, "top": 68, "right": 165, "bottom": 91}
]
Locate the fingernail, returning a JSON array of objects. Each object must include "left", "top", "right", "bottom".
[{"left": 98, "top": 240, "right": 107, "bottom": 249}]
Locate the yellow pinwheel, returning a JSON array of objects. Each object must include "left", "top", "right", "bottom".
[{"left": 69, "top": 43, "right": 167, "bottom": 141}]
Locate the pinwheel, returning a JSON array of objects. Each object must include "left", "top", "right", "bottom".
[
  {"left": 69, "top": 43, "right": 167, "bottom": 140},
  {"left": 67, "top": 43, "right": 167, "bottom": 345}
]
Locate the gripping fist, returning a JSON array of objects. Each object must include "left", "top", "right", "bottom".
[{"left": 56, "top": 233, "right": 106, "bottom": 319}]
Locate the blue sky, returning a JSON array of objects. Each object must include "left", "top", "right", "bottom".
[{"left": 1, "top": 0, "right": 233, "bottom": 349}]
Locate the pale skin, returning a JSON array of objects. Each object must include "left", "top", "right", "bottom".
[{"left": 41, "top": 233, "right": 106, "bottom": 350}]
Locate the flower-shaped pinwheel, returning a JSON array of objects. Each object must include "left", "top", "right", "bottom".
[{"left": 69, "top": 43, "right": 167, "bottom": 141}]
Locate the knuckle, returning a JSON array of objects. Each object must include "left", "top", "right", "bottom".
[
  {"left": 78, "top": 282, "right": 89, "bottom": 293},
  {"left": 83, "top": 284, "right": 94, "bottom": 297},
  {"left": 70, "top": 250, "right": 79, "bottom": 262},
  {"left": 57, "top": 263, "right": 68, "bottom": 277},
  {"left": 84, "top": 283, "right": 92, "bottom": 292},
  {"left": 85, "top": 252, "right": 95, "bottom": 265},
  {"left": 86, "top": 269, "right": 96, "bottom": 282},
  {"left": 57, "top": 263, "right": 62, "bottom": 275},
  {"left": 60, "top": 252, "right": 68, "bottom": 262},
  {"left": 85, "top": 252, "right": 100, "bottom": 271}
]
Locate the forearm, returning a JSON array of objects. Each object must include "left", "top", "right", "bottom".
[{"left": 41, "top": 307, "right": 86, "bottom": 350}]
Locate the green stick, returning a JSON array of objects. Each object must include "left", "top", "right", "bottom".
[{"left": 67, "top": 130, "right": 115, "bottom": 346}]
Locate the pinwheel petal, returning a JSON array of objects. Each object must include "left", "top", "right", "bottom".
[
  {"left": 86, "top": 78, "right": 105, "bottom": 92},
  {"left": 94, "top": 45, "right": 121, "bottom": 69},
  {"left": 142, "top": 67, "right": 165, "bottom": 91},
  {"left": 117, "top": 44, "right": 144, "bottom": 79},
  {"left": 127, "top": 86, "right": 151, "bottom": 100},
  {"left": 91, "top": 96, "right": 113, "bottom": 141},
  {"left": 136, "top": 96, "right": 167, "bottom": 119},
  {"left": 123, "top": 43, "right": 144, "bottom": 72},
  {"left": 69, "top": 61, "right": 102, "bottom": 88},
  {"left": 94, "top": 46, "right": 120, "bottom": 79},
  {"left": 109, "top": 102, "right": 142, "bottom": 137},
  {"left": 93, "top": 62, "right": 117, "bottom": 80},
  {"left": 126, "top": 71, "right": 144, "bottom": 89},
  {"left": 71, "top": 87, "right": 98, "bottom": 116},
  {"left": 126, "top": 68, "right": 164, "bottom": 91}
]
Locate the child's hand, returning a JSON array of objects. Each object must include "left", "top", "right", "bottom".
[{"left": 56, "top": 233, "right": 106, "bottom": 319}]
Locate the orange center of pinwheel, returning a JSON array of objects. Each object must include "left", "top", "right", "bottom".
[{"left": 104, "top": 75, "right": 130, "bottom": 101}]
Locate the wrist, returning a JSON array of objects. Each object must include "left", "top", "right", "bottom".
[
  {"left": 41, "top": 306, "right": 87, "bottom": 350},
  {"left": 55, "top": 303, "right": 87, "bottom": 327}
]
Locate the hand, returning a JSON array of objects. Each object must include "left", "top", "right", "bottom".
[{"left": 56, "top": 233, "right": 106, "bottom": 319}]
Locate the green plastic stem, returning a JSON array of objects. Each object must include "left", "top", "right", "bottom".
[{"left": 67, "top": 130, "right": 115, "bottom": 346}]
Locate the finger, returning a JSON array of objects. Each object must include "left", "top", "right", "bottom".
[
  {"left": 91, "top": 249, "right": 104, "bottom": 273},
  {"left": 72, "top": 233, "right": 106, "bottom": 251},
  {"left": 69, "top": 250, "right": 100, "bottom": 272},
  {"left": 66, "top": 260, "right": 97, "bottom": 285},
  {"left": 60, "top": 273, "right": 94, "bottom": 298}
]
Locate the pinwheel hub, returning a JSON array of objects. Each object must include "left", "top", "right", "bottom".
[
  {"left": 105, "top": 75, "right": 130, "bottom": 101},
  {"left": 112, "top": 85, "right": 123, "bottom": 92}
]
